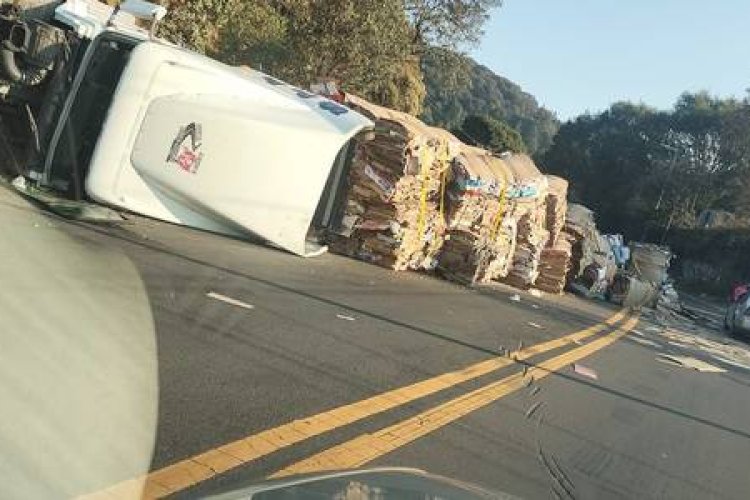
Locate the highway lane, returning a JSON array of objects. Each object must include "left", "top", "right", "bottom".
[{"left": 7, "top": 185, "right": 750, "bottom": 499}]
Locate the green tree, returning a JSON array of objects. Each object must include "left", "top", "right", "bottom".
[
  {"left": 421, "top": 52, "right": 559, "bottom": 154},
  {"left": 459, "top": 115, "right": 526, "bottom": 153},
  {"left": 157, "top": 0, "right": 240, "bottom": 55},
  {"left": 405, "top": 0, "right": 504, "bottom": 49},
  {"left": 156, "top": 1, "right": 504, "bottom": 116}
]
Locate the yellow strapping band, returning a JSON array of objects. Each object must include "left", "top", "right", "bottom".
[{"left": 490, "top": 170, "right": 509, "bottom": 242}]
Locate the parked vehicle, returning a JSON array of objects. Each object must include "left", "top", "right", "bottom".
[{"left": 725, "top": 286, "right": 750, "bottom": 337}]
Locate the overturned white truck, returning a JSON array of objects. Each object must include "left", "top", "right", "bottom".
[{"left": 0, "top": 0, "right": 373, "bottom": 256}]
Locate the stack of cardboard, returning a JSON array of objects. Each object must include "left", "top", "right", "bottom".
[
  {"left": 498, "top": 155, "right": 550, "bottom": 289},
  {"left": 328, "top": 95, "right": 456, "bottom": 270},
  {"left": 563, "top": 203, "right": 595, "bottom": 281},
  {"left": 532, "top": 175, "right": 571, "bottom": 293},
  {"left": 563, "top": 204, "right": 617, "bottom": 295},
  {"left": 544, "top": 175, "right": 569, "bottom": 246},
  {"left": 436, "top": 146, "right": 514, "bottom": 284},
  {"left": 535, "top": 237, "right": 573, "bottom": 294}
]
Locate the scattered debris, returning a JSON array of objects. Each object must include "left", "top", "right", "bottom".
[
  {"left": 518, "top": 340, "right": 524, "bottom": 351},
  {"left": 509, "top": 294, "right": 521, "bottom": 302},
  {"left": 13, "top": 176, "right": 125, "bottom": 222},
  {"left": 206, "top": 291, "right": 255, "bottom": 310},
  {"left": 645, "top": 326, "right": 661, "bottom": 333},
  {"left": 531, "top": 304, "right": 541, "bottom": 309},
  {"left": 711, "top": 355, "right": 750, "bottom": 371},
  {"left": 527, "top": 322, "right": 544, "bottom": 329},
  {"left": 656, "top": 354, "right": 725, "bottom": 373},
  {"left": 572, "top": 363, "right": 598, "bottom": 380},
  {"left": 654, "top": 326, "right": 750, "bottom": 371},
  {"left": 528, "top": 288, "right": 543, "bottom": 298},
  {"left": 525, "top": 401, "right": 544, "bottom": 419},
  {"left": 336, "top": 314, "right": 356, "bottom": 321}
]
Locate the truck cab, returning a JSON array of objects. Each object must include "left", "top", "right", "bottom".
[{"left": 0, "top": 0, "right": 372, "bottom": 256}]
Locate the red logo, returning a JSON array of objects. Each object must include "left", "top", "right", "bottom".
[{"left": 167, "top": 123, "right": 203, "bottom": 173}]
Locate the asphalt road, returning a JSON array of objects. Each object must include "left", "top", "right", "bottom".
[{"left": 5, "top": 185, "right": 750, "bottom": 499}]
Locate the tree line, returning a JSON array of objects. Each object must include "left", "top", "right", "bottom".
[
  {"left": 154, "top": 0, "right": 500, "bottom": 116},
  {"left": 541, "top": 92, "right": 750, "bottom": 243}
]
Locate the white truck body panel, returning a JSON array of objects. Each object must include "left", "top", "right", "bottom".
[
  {"left": 84, "top": 42, "right": 372, "bottom": 256},
  {"left": 54, "top": 0, "right": 151, "bottom": 40}
]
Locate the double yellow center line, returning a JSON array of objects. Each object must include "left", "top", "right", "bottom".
[
  {"left": 82, "top": 308, "right": 634, "bottom": 499},
  {"left": 273, "top": 314, "right": 639, "bottom": 477}
]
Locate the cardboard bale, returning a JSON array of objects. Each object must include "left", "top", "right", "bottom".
[
  {"left": 328, "top": 95, "right": 456, "bottom": 270},
  {"left": 436, "top": 146, "right": 516, "bottom": 284},
  {"left": 496, "top": 154, "right": 550, "bottom": 288}
]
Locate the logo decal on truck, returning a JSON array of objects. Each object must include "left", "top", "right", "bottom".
[{"left": 166, "top": 122, "right": 203, "bottom": 174}]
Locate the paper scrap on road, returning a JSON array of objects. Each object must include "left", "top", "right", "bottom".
[
  {"left": 531, "top": 304, "right": 540, "bottom": 309},
  {"left": 656, "top": 354, "right": 726, "bottom": 373},
  {"left": 655, "top": 327, "right": 750, "bottom": 370},
  {"left": 510, "top": 294, "right": 521, "bottom": 302},
  {"left": 572, "top": 363, "right": 598, "bottom": 380},
  {"left": 336, "top": 314, "right": 356, "bottom": 321},
  {"left": 711, "top": 355, "right": 750, "bottom": 371},
  {"left": 206, "top": 291, "right": 255, "bottom": 310},
  {"left": 528, "top": 322, "right": 544, "bottom": 329},
  {"left": 528, "top": 289, "right": 543, "bottom": 298}
]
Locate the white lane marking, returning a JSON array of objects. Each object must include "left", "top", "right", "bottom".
[
  {"left": 206, "top": 291, "right": 255, "bottom": 310},
  {"left": 629, "top": 336, "right": 661, "bottom": 348}
]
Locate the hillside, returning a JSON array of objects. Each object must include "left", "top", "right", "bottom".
[{"left": 421, "top": 53, "right": 559, "bottom": 156}]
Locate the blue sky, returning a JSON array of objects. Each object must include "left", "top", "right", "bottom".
[{"left": 472, "top": 0, "right": 750, "bottom": 120}]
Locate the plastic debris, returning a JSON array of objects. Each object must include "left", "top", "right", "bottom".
[{"left": 572, "top": 363, "right": 598, "bottom": 380}]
